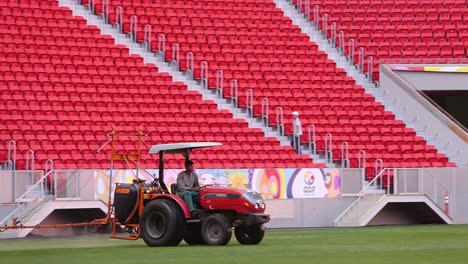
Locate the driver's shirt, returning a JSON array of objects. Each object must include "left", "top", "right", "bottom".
[{"left": 176, "top": 171, "right": 200, "bottom": 192}]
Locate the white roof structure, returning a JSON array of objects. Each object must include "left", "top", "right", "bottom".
[{"left": 148, "top": 142, "right": 222, "bottom": 154}]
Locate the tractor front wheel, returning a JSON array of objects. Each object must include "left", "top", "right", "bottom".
[
  {"left": 201, "top": 214, "right": 232, "bottom": 245},
  {"left": 140, "top": 199, "right": 185, "bottom": 246},
  {"left": 234, "top": 224, "right": 265, "bottom": 245}
]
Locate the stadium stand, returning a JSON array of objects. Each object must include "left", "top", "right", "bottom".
[
  {"left": 297, "top": 0, "right": 468, "bottom": 81},
  {"left": 84, "top": 0, "right": 456, "bottom": 175},
  {"left": 0, "top": 0, "right": 318, "bottom": 169},
  {"left": 0, "top": 0, "right": 459, "bottom": 177}
]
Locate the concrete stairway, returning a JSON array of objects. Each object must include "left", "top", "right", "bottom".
[
  {"left": 334, "top": 195, "right": 384, "bottom": 227},
  {"left": 0, "top": 201, "right": 50, "bottom": 238}
]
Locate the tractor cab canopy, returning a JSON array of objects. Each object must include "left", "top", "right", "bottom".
[
  {"left": 148, "top": 142, "right": 222, "bottom": 192},
  {"left": 149, "top": 142, "right": 222, "bottom": 156}
]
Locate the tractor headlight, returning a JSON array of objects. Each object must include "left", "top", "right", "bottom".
[{"left": 242, "top": 191, "right": 265, "bottom": 210}]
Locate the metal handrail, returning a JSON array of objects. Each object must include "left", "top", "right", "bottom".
[
  {"left": 297, "top": 0, "right": 303, "bottom": 13},
  {"left": 365, "top": 168, "right": 388, "bottom": 192},
  {"left": 349, "top": 39, "right": 355, "bottom": 66},
  {"left": 89, "top": 0, "right": 96, "bottom": 13},
  {"left": 186, "top": 52, "right": 194, "bottom": 79},
  {"left": 358, "top": 149, "right": 366, "bottom": 185},
  {"left": 143, "top": 24, "right": 152, "bottom": 52},
  {"left": 46, "top": 159, "right": 55, "bottom": 197},
  {"left": 313, "top": 5, "right": 319, "bottom": 29},
  {"left": 330, "top": 22, "right": 337, "bottom": 47},
  {"left": 54, "top": 169, "right": 58, "bottom": 199},
  {"left": 358, "top": 47, "right": 364, "bottom": 73},
  {"left": 16, "top": 170, "right": 54, "bottom": 201},
  {"left": 338, "top": 31, "right": 345, "bottom": 55},
  {"left": 1, "top": 160, "right": 13, "bottom": 170},
  {"left": 102, "top": 0, "right": 109, "bottom": 23},
  {"left": 230, "top": 79, "right": 238, "bottom": 107},
  {"left": 420, "top": 170, "right": 452, "bottom": 212},
  {"left": 171, "top": 43, "right": 180, "bottom": 71},
  {"left": 358, "top": 150, "right": 366, "bottom": 168},
  {"left": 130, "top": 15, "right": 138, "bottom": 42},
  {"left": 246, "top": 89, "right": 254, "bottom": 118},
  {"left": 340, "top": 141, "right": 350, "bottom": 168},
  {"left": 374, "top": 159, "right": 383, "bottom": 180},
  {"left": 308, "top": 124, "right": 316, "bottom": 155},
  {"left": 322, "top": 14, "right": 328, "bottom": 38},
  {"left": 374, "top": 159, "right": 384, "bottom": 189},
  {"left": 157, "top": 34, "right": 166, "bottom": 60},
  {"left": 115, "top": 6, "right": 123, "bottom": 33},
  {"left": 261, "top": 98, "right": 269, "bottom": 125},
  {"left": 324, "top": 133, "right": 333, "bottom": 163},
  {"left": 25, "top": 149, "right": 35, "bottom": 171},
  {"left": 45, "top": 159, "right": 54, "bottom": 174},
  {"left": 276, "top": 107, "right": 284, "bottom": 136},
  {"left": 305, "top": 0, "right": 311, "bottom": 19},
  {"left": 200, "top": 61, "right": 208, "bottom": 89},
  {"left": 8, "top": 140, "right": 16, "bottom": 167},
  {"left": 367, "top": 56, "right": 374, "bottom": 81},
  {"left": 215, "top": 69, "right": 224, "bottom": 98},
  {"left": 333, "top": 168, "right": 388, "bottom": 225}
]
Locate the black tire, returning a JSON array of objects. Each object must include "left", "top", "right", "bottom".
[
  {"left": 235, "top": 224, "right": 265, "bottom": 245},
  {"left": 201, "top": 214, "right": 232, "bottom": 246},
  {"left": 184, "top": 223, "right": 204, "bottom": 245},
  {"left": 140, "top": 199, "right": 185, "bottom": 247}
]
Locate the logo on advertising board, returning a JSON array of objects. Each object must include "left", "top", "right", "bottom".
[
  {"left": 304, "top": 171, "right": 315, "bottom": 185},
  {"left": 287, "top": 169, "right": 329, "bottom": 198}
]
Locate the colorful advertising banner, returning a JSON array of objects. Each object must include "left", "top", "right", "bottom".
[
  {"left": 94, "top": 168, "right": 341, "bottom": 203},
  {"left": 390, "top": 66, "right": 468, "bottom": 73}
]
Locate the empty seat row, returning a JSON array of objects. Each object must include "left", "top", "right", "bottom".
[
  {"left": 0, "top": 1, "right": 321, "bottom": 169},
  {"left": 302, "top": 0, "right": 467, "bottom": 81}
]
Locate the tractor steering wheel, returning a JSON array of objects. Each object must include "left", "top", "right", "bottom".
[{"left": 197, "top": 184, "right": 214, "bottom": 190}]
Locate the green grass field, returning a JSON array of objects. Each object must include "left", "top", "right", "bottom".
[{"left": 1, "top": 225, "right": 467, "bottom": 264}]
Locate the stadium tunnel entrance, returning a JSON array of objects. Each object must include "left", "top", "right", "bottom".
[
  {"left": 368, "top": 202, "right": 447, "bottom": 226},
  {"left": 30, "top": 208, "right": 109, "bottom": 237}
]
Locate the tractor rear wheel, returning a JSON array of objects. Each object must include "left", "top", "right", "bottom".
[
  {"left": 201, "top": 214, "right": 232, "bottom": 246},
  {"left": 184, "top": 223, "right": 204, "bottom": 245},
  {"left": 234, "top": 224, "right": 265, "bottom": 245},
  {"left": 140, "top": 199, "right": 185, "bottom": 246}
]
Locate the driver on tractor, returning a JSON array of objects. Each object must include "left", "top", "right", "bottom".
[{"left": 176, "top": 160, "right": 200, "bottom": 218}]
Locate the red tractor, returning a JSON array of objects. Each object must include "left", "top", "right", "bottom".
[{"left": 112, "top": 142, "right": 270, "bottom": 246}]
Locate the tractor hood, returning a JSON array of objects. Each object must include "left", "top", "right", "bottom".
[
  {"left": 201, "top": 186, "right": 246, "bottom": 196},
  {"left": 199, "top": 186, "right": 266, "bottom": 213}
]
